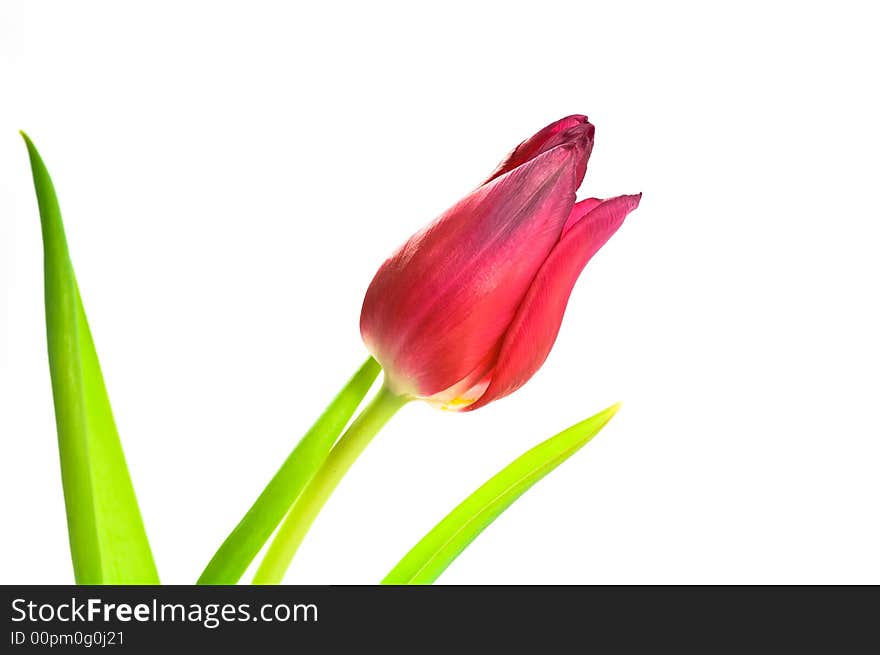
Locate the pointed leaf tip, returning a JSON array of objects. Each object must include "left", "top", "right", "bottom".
[
  {"left": 23, "top": 135, "right": 159, "bottom": 584},
  {"left": 382, "top": 402, "right": 621, "bottom": 584}
]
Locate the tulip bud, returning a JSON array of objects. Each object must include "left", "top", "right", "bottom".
[{"left": 360, "top": 116, "right": 640, "bottom": 409}]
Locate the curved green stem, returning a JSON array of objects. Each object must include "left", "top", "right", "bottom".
[
  {"left": 253, "top": 385, "right": 408, "bottom": 584},
  {"left": 198, "top": 356, "right": 380, "bottom": 584}
]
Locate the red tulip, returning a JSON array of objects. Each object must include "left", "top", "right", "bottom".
[{"left": 360, "top": 115, "right": 640, "bottom": 410}]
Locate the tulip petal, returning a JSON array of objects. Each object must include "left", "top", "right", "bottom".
[
  {"left": 486, "top": 115, "right": 592, "bottom": 183},
  {"left": 361, "top": 144, "right": 584, "bottom": 398},
  {"left": 466, "top": 194, "right": 642, "bottom": 410},
  {"left": 424, "top": 349, "right": 494, "bottom": 410},
  {"left": 561, "top": 197, "right": 604, "bottom": 236}
]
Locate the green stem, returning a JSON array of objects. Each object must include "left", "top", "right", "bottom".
[
  {"left": 253, "top": 384, "right": 408, "bottom": 584},
  {"left": 198, "top": 356, "right": 380, "bottom": 584}
]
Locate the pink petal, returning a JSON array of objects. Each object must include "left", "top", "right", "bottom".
[
  {"left": 465, "top": 193, "right": 642, "bottom": 410},
  {"left": 361, "top": 144, "right": 584, "bottom": 398},
  {"left": 561, "top": 197, "right": 604, "bottom": 236},
  {"left": 485, "top": 115, "right": 595, "bottom": 187},
  {"left": 423, "top": 350, "right": 495, "bottom": 410}
]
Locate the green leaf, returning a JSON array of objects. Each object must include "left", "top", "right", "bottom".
[
  {"left": 21, "top": 131, "right": 159, "bottom": 584},
  {"left": 252, "top": 384, "right": 407, "bottom": 584},
  {"left": 198, "top": 356, "right": 381, "bottom": 584},
  {"left": 382, "top": 403, "right": 621, "bottom": 584}
]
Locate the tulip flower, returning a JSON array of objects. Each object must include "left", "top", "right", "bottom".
[
  {"left": 23, "top": 120, "right": 640, "bottom": 588},
  {"left": 250, "top": 115, "right": 640, "bottom": 584},
  {"left": 361, "top": 115, "right": 641, "bottom": 410}
]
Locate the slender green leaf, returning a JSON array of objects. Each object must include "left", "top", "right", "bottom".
[
  {"left": 198, "top": 356, "right": 381, "bottom": 584},
  {"left": 21, "top": 132, "right": 159, "bottom": 584},
  {"left": 382, "top": 403, "right": 621, "bottom": 584},
  {"left": 252, "top": 385, "right": 407, "bottom": 584}
]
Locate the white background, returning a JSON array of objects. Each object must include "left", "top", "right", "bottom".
[{"left": 1, "top": 1, "right": 878, "bottom": 584}]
